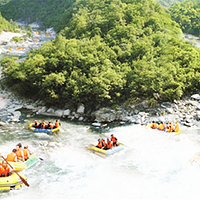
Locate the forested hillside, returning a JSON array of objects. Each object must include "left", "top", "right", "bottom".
[
  {"left": 1, "top": 0, "right": 200, "bottom": 111},
  {"left": 0, "top": 0, "right": 75, "bottom": 31},
  {"left": 0, "top": 12, "right": 18, "bottom": 33},
  {"left": 169, "top": 0, "right": 200, "bottom": 36}
]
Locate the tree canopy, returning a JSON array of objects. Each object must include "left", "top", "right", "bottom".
[
  {"left": 1, "top": 0, "right": 200, "bottom": 111},
  {"left": 0, "top": 12, "right": 18, "bottom": 33},
  {"left": 169, "top": 0, "right": 200, "bottom": 36}
]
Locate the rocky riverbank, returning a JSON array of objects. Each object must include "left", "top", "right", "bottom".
[
  {"left": 0, "top": 26, "right": 56, "bottom": 56},
  {"left": 0, "top": 88, "right": 200, "bottom": 129}
]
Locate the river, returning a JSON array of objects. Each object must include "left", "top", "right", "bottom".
[
  {"left": 1, "top": 31, "right": 200, "bottom": 199},
  {"left": 0, "top": 119, "right": 200, "bottom": 199}
]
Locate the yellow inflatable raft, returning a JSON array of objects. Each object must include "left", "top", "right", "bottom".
[
  {"left": 1, "top": 154, "right": 40, "bottom": 172},
  {"left": 88, "top": 143, "right": 124, "bottom": 158},
  {"left": 28, "top": 123, "right": 59, "bottom": 134},
  {"left": 0, "top": 173, "right": 27, "bottom": 191}
]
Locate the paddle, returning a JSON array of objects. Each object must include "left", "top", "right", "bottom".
[{"left": 1, "top": 156, "right": 29, "bottom": 187}]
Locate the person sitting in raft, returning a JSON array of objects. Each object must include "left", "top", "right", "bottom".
[
  {"left": 111, "top": 134, "right": 118, "bottom": 146},
  {"left": 157, "top": 122, "right": 165, "bottom": 131},
  {"left": 6, "top": 149, "right": 17, "bottom": 162},
  {"left": 46, "top": 121, "right": 53, "bottom": 129},
  {"left": 39, "top": 121, "right": 46, "bottom": 129},
  {"left": 165, "top": 122, "right": 174, "bottom": 133},
  {"left": 101, "top": 138, "right": 106, "bottom": 148},
  {"left": 96, "top": 139, "right": 103, "bottom": 149},
  {"left": 38, "top": 121, "right": 46, "bottom": 129},
  {"left": 0, "top": 161, "right": 12, "bottom": 177},
  {"left": 16, "top": 143, "right": 24, "bottom": 161},
  {"left": 103, "top": 138, "right": 112, "bottom": 150},
  {"left": 23, "top": 146, "right": 30, "bottom": 161},
  {"left": 53, "top": 120, "right": 60, "bottom": 129},
  {"left": 150, "top": 121, "right": 157, "bottom": 129},
  {"left": 173, "top": 121, "right": 180, "bottom": 133},
  {"left": 32, "top": 120, "right": 39, "bottom": 128}
]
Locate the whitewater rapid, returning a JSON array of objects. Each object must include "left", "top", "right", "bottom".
[{"left": 0, "top": 119, "right": 200, "bottom": 200}]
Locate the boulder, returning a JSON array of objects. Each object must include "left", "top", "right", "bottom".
[
  {"left": 55, "top": 109, "right": 63, "bottom": 117},
  {"left": 191, "top": 94, "right": 200, "bottom": 101},
  {"left": 47, "top": 108, "right": 55, "bottom": 113},
  {"left": 77, "top": 104, "right": 85, "bottom": 114},
  {"left": 63, "top": 109, "right": 71, "bottom": 116}
]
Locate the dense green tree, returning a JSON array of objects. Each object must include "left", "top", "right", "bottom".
[
  {"left": 0, "top": 12, "right": 18, "bottom": 33},
  {"left": 2, "top": 0, "right": 200, "bottom": 111},
  {"left": 169, "top": 0, "right": 200, "bottom": 36}
]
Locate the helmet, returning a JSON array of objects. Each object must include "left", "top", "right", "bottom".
[
  {"left": 111, "top": 134, "right": 113, "bottom": 136},
  {"left": 98, "top": 139, "right": 100, "bottom": 141}
]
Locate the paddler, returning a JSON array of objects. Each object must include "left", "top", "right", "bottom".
[
  {"left": 150, "top": 121, "right": 157, "bottom": 129},
  {"left": 6, "top": 149, "right": 17, "bottom": 162},
  {"left": 96, "top": 139, "right": 103, "bottom": 149},
  {"left": 16, "top": 143, "right": 24, "bottom": 161},
  {"left": 174, "top": 121, "right": 180, "bottom": 133},
  {"left": 32, "top": 120, "right": 39, "bottom": 128},
  {"left": 111, "top": 134, "right": 118, "bottom": 146},
  {"left": 103, "top": 138, "right": 112, "bottom": 150},
  {"left": 157, "top": 122, "right": 165, "bottom": 131},
  {"left": 54, "top": 120, "right": 60, "bottom": 128},
  {"left": 165, "top": 122, "right": 174, "bottom": 133},
  {"left": 23, "top": 146, "right": 30, "bottom": 161},
  {"left": 46, "top": 121, "right": 53, "bottom": 129},
  {"left": 0, "top": 161, "right": 12, "bottom": 177}
]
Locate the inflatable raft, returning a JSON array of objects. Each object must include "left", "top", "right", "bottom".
[
  {"left": 0, "top": 173, "right": 27, "bottom": 192},
  {"left": 1, "top": 154, "right": 40, "bottom": 171},
  {"left": 28, "top": 123, "right": 59, "bottom": 134},
  {"left": 88, "top": 143, "right": 124, "bottom": 158},
  {"left": 146, "top": 124, "right": 180, "bottom": 135}
]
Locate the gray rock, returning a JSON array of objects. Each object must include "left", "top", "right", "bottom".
[
  {"left": 37, "top": 106, "right": 47, "bottom": 114},
  {"left": 55, "top": 109, "right": 63, "bottom": 117},
  {"left": 63, "top": 109, "right": 71, "bottom": 116},
  {"left": 77, "top": 104, "right": 85, "bottom": 114},
  {"left": 191, "top": 94, "right": 200, "bottom": 100},
  {"left": 47, "top": 108, "right": 55, "bottom": 113},
  {"left": 24, "top": 104, "right": 36, "bottom": 110}
]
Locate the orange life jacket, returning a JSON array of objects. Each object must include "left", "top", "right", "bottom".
[
  {"left": 48, "top": 123, "right": 53, "bottom": 129},
  {"left": 33, "top": 121, "right": 39, "bottom": 127},
  {"left": 166, "top": 124, "right": 173, "bottom": 133},
  {"left": 16, "top": 149, "right": 24, "bottom": 160},
  {"left": 107, "top": 141, "right": 112, "bottom": 149},
  {"left": 41, "top": 123, "right": 45, "bottom": 129},
  {"left": 23, "top": 149, "right": 30, "bottom": 160},
  {"left": 0, "top": 166, "right": 10, "bottom": 176},
  {"left": 96, "top": 141, "right": 103, "bottom": 148},
  {"left": 111, "top": 136, "right": 117, "bottom": 143},
  {"left": 151, "top": 123, "right": 157, "bottom": 129},
  {"left": 6, "top": 152, "right": 17, "bottom": 162},
  {"left": 158, "top": 123, "right": 165, "bottom": 131},
  {"left": 55, "top": 122, "right": 59, "bottom": 128}
]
